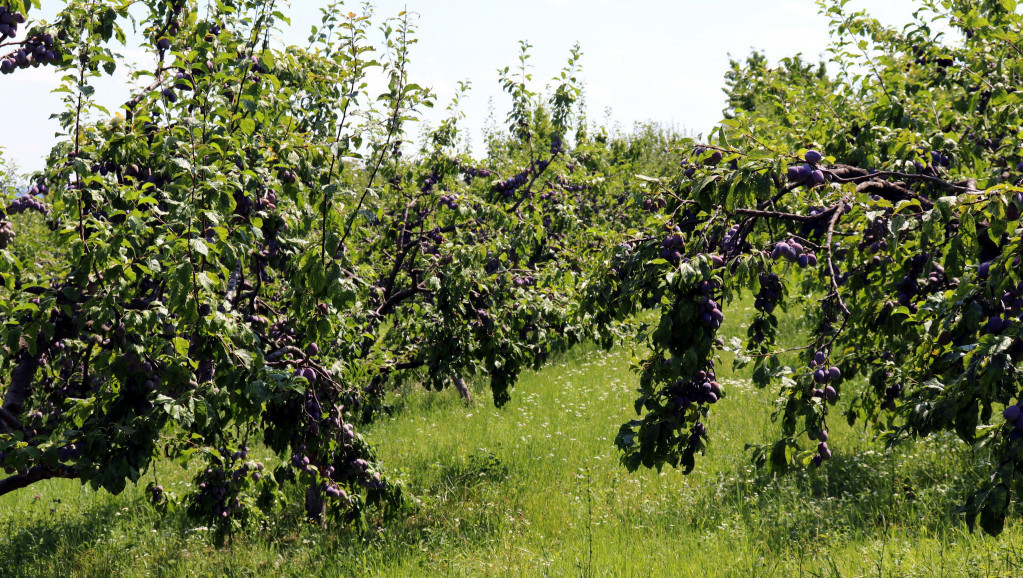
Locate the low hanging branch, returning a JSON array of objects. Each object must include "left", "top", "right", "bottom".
[{"left": 0, "top": 465, "right": 79, "bottom": 497}]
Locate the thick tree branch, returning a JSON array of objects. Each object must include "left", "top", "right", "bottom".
[
  {"left": 0, "top": 407, "right": 23, "bottom": 436},
  {"left": 377, "top": 284, "right": 428, "bottom": 317},
  {"left": 827, "top": 164, "right": 970, "bottom": 195},
  {"left": 1, "top": 350, "right": 40, "bottom": 434},
  {"left": 0, "top": 465, "right": 79, "bottom": 497},
  {"left": 855, "top": 179, "right": 935, "bottom": 209}
]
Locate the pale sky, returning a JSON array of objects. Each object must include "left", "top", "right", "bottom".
[{"left": 2, "top": 0, "right": 940, "bottom": 177}]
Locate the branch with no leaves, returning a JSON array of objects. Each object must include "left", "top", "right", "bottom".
[
  {"left": 733, "top": 205, "right": 838, "bottom": 223},
  {"left": 0, "top": 406, "right": 23, "bottom": 436}
]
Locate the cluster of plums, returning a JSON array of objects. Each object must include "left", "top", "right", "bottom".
[
  {"left": 293, "top": 367, "right": 317, "bottom": 382},
  {"left": 754, "top": 272, "right": 783, "bottom": 313},
  {"left": 881, "top": 382, "right": 901, "bottom": 411},
  {"left": 426, "top": 227, "right": 445, "bottom": 245},
  {"left": 257, "top": 190, "right": 278, "bottom": 211},
  {"left": 554, "top": 174, "right": 589, "bottom": 193},
  {"left": 894, "top": 253, "right": 947, "bottom": 308},
  {"left": 811, "top": 430, "right": 832, "bottom": 466},
  {"left": 0, "top": 219, "right": 15, "bottom": 248},
  {"left": 7, "top": 194, "right": 49, "bottom": 215},
  {"left": 512, "top": 275, "right": 535, "bottom": 287},
  {"left": 668, "top": 368, "right": 723, "bottom": 408},
  {"left": 57, "top": 443, "right": 80, "bottom": 462},
  {"left": 697, "top": 295, "right": 725, "bottom": 329},
  {"left": 267, "top": 319, "right": 298, "bottom": 346},
  {"left": 859, "top": 217, "right": 890, "bottom": 255},
  {"left": 438, "top": 193, "right": 458, "bottom": 209},
  {"left": 1, "top": 31, "right": 59, "bottom": 74},
  {"left": 1006, "top": 192, "right": 1023, "bottom": 221},
  {"left": 454, "top": 160, "right": 493, "bottom": 184},
  {"left": 809, "top": 350, "right": 842, "bottom": 393},
  {"left": 0, "top": 6, "right": 25, "bottom": 40},
  {"left": 771, "top": 239, "right": 818, "bottom": 268},
  {"left": 660, "top": 231, "right": 685, "bottom": 264},
  {"left": 974, "top": 272, "right": 1021, "bottom": 335},
  {"left": 204, "top": 22, "right": 223, "bottom": 41},
  {"left": 787, "top": 150, "right": 827, "bottom": 186},
  {"left": 722, "top": 223, "right": 747, "bottom": 254},
  {"left": 190, "top": 457, "right": 264, "bottom": 520},
  {"left": 930, "top": 151, "right": 951, "bottom": 168},
  {"left": 161, "top": 86, "right": 178, "bottom": 103},
  {"left": 642, "top": 196, "right": 666, "bottom": 212},
  {"left": 495, "top": 167, "right": 532, "bottom": 197},
  {"left": 276, "top": 169, "right": 296, "bottom": 185},
  {"left": 692, "top": 146, "right": 723, "bottom": 166},
  {"left": 27, "top": 179, "right": 49, "bottom": 196},
  {"left": 549, "top": 136, "right": 562, "bottom": 155},
  {"left": 420, "top": 172, "right": 441, "bottom": 194}
]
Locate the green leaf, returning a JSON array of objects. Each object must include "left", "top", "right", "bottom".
[
  {"left": 980, "top": 483, "right": 1009, "bottom": 536},
  {"left": 189, "top": 239, "right": 209, "bottom": 257}
]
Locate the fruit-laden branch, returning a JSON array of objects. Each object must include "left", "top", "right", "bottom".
[
  {"left": 0, "top": 465, "right": 79, "bottom": 497},
  {"left": 854, "top": 179, "right": 935, "bottom": 209},
  {"left": 828, "top": 164, "right": 972, "bottom": 195},
  {"left": 732, "top": 205, "right": 839, "bottom": 223}
]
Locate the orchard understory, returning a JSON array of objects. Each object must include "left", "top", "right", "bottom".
[{"left": 0, "top": 0, "right": 1022, "bottom": 543}]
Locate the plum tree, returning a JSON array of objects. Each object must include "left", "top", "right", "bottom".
[
  {"left": 3, "top": 0, "right": 1023, "bottom": 544},
  {"left": 0, "top": 0, "right": 681, "bottom": 542},
  {"left": 597, "top": 0, "right": 1023, "bottom": 536}
]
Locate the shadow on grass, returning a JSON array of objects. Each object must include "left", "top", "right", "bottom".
[
  {"left": 664, "top": 434, "right": 1015, "bottom": 555},
  {"left": 0, "top": 498, "right": 130, "bottom": 577}
]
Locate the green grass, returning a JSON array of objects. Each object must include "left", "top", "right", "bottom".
[{"left": 1, "top": 298, "right": 1022, "bottom": 576}]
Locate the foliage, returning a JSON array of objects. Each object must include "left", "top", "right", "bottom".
[
  {"left": 3, "top": 0, "right": 1023, "bottom": 544},
  {"left": 0, "top": 0, "right": 671, "bottom": 542},
  {"left": 605, "top": 0, "right": 1023, "bottom": 536}
]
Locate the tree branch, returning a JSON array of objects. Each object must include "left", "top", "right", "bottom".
[
  {"left": 825, "top": 202, "right": 851, "bottom": 316},
  {"left": 733, "top": 206, "right": 838, "bottom": 223},
  {"left": 855, "top": 179, "right": 934, "bottom": 209},
  {"left": 0, "top": 465, "right": 79, "bottom": 497},
  {"left": 0, "top": 407, "right": 23, "bottom": 436}
]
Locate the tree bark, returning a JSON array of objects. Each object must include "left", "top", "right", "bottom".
[
  {"left": 305, "top": 483, "right": 326, "bottom": 526},
  {"left": 0, "top": 350, "right": 40, "bottom": 435},
  {"left": 453, "top": 376, "right": 472, "bottom": 405},
  {"left": 0, "top": 465, "right": 78, "bottom": 497}
]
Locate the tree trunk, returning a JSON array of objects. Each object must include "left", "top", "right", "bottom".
[
  {"left": 453, "top": 376, "right": 472, "bottom": 405},
  {"left": 0, "top": 350, "right": 40, "bottom": 435},
  {"left": 305, "top": 483, "right": 326, "bottom": 526}
]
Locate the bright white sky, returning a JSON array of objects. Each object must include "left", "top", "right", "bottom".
[{"left": 3, "top": 0, "right": 941, "bottom": 177}]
